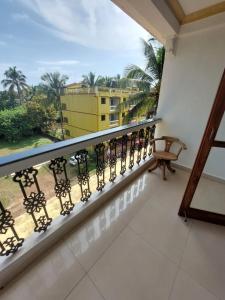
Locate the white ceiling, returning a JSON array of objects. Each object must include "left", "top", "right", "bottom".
[{"left": 179, "top": 0, "right": 222, "bottom": 14}]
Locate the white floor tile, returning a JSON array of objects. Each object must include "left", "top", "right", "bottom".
[
  {"left": 181, "top": 220, "right": 225, "bottom": 299},
  {"left": 129, "top": 200, "right": 191, "bottom": 264},
  {"left": 89, "top": 227, "right": 178, "bottom": 300},
  {"left": 65, "top": 174, "right": 148, "bottom": 271},
  {"left": 0, "top": 243, "right": 85, "bottom": 300},
  {"left": 170, "top": 269, "right": 219, "bottom": 300},
  {"left": 65, "top": 276, "right": 104, "bottom": 300}
]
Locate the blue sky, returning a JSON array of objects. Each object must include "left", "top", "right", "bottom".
[{"left": 0, "top": 0, "right": 150, "bottom": 86}]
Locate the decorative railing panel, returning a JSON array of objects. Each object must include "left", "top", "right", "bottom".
[{"left": 0, "top": 118, "right": 160, "bottom": 257}]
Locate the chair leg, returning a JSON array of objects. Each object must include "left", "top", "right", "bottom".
[
  {"left": 166, "top": 161, "right": 176, "bottom": 173},
  {"left": 162, "top": 160, "right": 167, "bottom": 180},
  {"left": 148, "top": 159, "right": 159, "bottom": 172}
]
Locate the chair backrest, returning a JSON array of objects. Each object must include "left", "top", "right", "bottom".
[{"left": 152, "top": 136, "right": 187, "bottom": 158}]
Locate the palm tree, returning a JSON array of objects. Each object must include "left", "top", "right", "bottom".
[
  {"left": 82, "top": 72, "right": 103, "bottom": 87},
  {"left": 40, "top": 72, "right": 69, "bottom": 140},
  {"left": 1, "top": 66, "right": 28, "bottom": 102},
  {"left": 121, "top": 38, "right": 165, "bottom": 122},
  {"left": 40, "top": 72, "right": 69, "bottom": 101}
]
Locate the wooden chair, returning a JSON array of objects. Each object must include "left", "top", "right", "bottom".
[{"left": 148, "top": 136, "right": 187, "bottom": 180}]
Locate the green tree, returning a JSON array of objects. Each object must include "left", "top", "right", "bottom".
[
  {"left": 40, "top": 72, "right": 69, "bottom": 140},
  {"left": 26, "top": 101, "right": 56, "bottom": 132},
  {"left": 0, "top": 91, "right": 16, "bottom": 110},
  {"left": 1, "top": 66, "right": 28, "bottom": 103},
  {"left": 121, "top": 38, "right": 165, "bottom": 122},
  {"left": 82, "top": 72, "right": 103, "bottom": 87},
  {"left": 0, "top": 106, "right": 28, "bottom": 142}
]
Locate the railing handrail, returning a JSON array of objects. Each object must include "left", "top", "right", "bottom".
[
  {"left": 0, "top": 118, "right": 161, "bottom": 177},
  {"left": 61, "top": 86, "right": 139, "bottom": 95}
]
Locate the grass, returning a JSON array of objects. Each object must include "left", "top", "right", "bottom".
[{"left": 0, "top": 135, "right": 53, "bottom": 157}]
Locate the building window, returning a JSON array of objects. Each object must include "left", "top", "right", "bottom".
[
  {"left": 65, "top": 129, "right": 70, "bottom": 136},
  {"left": 63, "top": 117, "right": 68, "bottom": 123},
  {"left": 123, "top": 98, "right": 126, "bottom": 102},
  {"left": 101, "top": 115, "right": 106, "bottom": 121},
  {"left": 61, "top": 103, "right": 67, "bottom": 110},
  {"left": 101, "top": 97, "right": 106, "bottom": 104},
  {"left": 122, "top": 113, "right": 125, "bottom": 117},
  {"left": 109, "top": 113, "right": 119, "bottom": 121}
]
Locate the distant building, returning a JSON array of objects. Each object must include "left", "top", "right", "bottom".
[{"left": 60, "top": 83, "right": 140, "bottom": 138}]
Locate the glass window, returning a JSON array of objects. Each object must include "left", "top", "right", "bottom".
[
  {"left": 63, "top": 117, "right": 68, "bottom": 123},
  {"left": 61, "top": 103, "right": 67, "bottom": 110},
  {"left": 101, "top": 115, "right": 106, "bottom": 121},
  {"left": 65, "top": 129, "right": 70, "bottom": 136},
  {"left": 101, "top": 97, "right": 106, "bottom": 104}
]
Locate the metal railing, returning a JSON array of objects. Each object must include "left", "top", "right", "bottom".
[
  {"left": 61, "top": 86, "right": 139, "bottom": 96},
  {"left": 0, "top": 118, "right": 161, "bottom": 257}
]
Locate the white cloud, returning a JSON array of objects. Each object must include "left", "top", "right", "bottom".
[
  {"left": 12, "top": 12, "right": 29, "bottom": 21},
  {"left": 17, "top": 0, "right": 149, "bottom": 50},
  {"left": 36, "top": 60, "right": 79, "bottom": 66}
]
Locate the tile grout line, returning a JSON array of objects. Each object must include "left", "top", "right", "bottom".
[
  {"left": 126, "top": 219, "right": 185, "bottom": 267},
  {"left": 65, "top": 176, "right": 151, "bottom": 275},
  {"left": 63, "top": 272, "right": 87, "bottom": 300},
  {"left": 86, "top": 273, "right": 107, "bottom": 300},
  {"left": 85, "top": 221, "right": 130, "bottom": 272},
  {"left": 178, "top": 221, "right": 221, "bottom": 300},
  {"left": 64, "top": 225, "right": 131, "bottom": 300},
  {"left": 167, "top": 218, "right": 193, "bottom": 300}
]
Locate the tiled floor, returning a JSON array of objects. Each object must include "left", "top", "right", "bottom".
[{"left": 1, "top": 168, "right": 225, "bottom": 300}]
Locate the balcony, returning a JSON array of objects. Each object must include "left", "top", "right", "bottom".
[
  {"left": 109, "top": 119, "right": 119, "bottom": 127},
  {"left": 109, "top": 105, "right": 117, "bottom": 112},
  {"left": 1, "top": 151, "right": 225, "bottom": 299},
  {"left": 0, "top": 118, "right": 159, "bottom": 287},
  {"left": 61, "top": 86, "right": 139, "bottom": 96}
]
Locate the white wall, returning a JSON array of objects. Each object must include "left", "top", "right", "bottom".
[{"left": 157, "top": 23, "right": 225, "bottom": 179}]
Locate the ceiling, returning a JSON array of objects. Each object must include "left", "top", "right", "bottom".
[
  {"left": 167, "top": 0, "right": 225, "bottom": 24},
  {"left": 179, "top": 0, "right": 223, "bottom": 14}
]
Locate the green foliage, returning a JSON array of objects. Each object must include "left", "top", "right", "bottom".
[
  {"left": 0, "top": 91, "right": 16, "bottom": 110},
  {"left": 40, "top": 72, "right": 69, "bottom": 104},
  {"left": 1, "top": 66, "right": 28, "bottom": 101},
  {"left": 0, "top": 106, "right": 28, "bottom": 142},
  {"left": 82, "top": 72, "right": 103, "bottom": 87},
  {"left": 122, "top": 38, "right": 165, "bottom": 122},
  {"left": 0, "top": 97, "right": 56, "bottom": 142}
]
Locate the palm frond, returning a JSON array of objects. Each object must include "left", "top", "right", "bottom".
[
  {"left": 141, "top": 39, "right": 160, "bottom": 81},
  {"left": 123, "top": 97, "right": 155, "bottom": 123},
  {"left": 125, "top": 64, "right": 153, "bottom": 83}
]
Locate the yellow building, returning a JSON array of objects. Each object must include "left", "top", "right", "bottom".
[{"left": 60, "top": 84, "right": 139, "bottom": 138}]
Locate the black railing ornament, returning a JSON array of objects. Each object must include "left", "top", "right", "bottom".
[
  {"left": 0, "top": 201, "right": 24, "bottom": 256},
  {"left": 143, "top": 127, "right": 150, "bottom": 160},
  {"left": 75, "top": 150, "right": 92, "bottom": 202},
  {"left": 13, "top": 167, "right": 52, "bottom": 232},
  {"left": 129, "top": 131, "right": 137, "bottom": 169},
  {"left": 149, "top": 125, "right": 156, "bottom": 156},
  {"left": 95, "top": 143, "right": 106, "bottom": 191},
  {"left": 49, "top": 157, "right": 74, "bottom": 215},
  {"left": 120, "top": 135, "right": 128, "bottom": 175},
  {"left": 137, "top": 129, "right": 144, "bottom": 165},
  {"left": 109, "top": 138, "right": 117, "bottom": 182}
]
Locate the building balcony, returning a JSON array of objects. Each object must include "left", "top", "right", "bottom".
[
  {"left": 0, "top": 119, "right": 159, "bottom": 287},
  {"left": 1, "top": 130, "right": 225, "bottom": 299},
  {"left": 109, "top": 105, "right": 118, "bottom": 111},
  {"left": 109, "top": 119, "right": 119, "bottom": 127}
]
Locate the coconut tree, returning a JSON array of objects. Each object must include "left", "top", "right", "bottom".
[
  {"left": 82, "top": 72, "right": 103, "bottom": 87},
  {"left": 40, "top": 72, "right": 69, "bottom": 102},
  {"left": 40, "top": 72, "right": 69, "bottom": 140},
  {"left": 120, "top": 38, "right": 165, "bottom": 122},
  {"left": 1, "top": 66, "right": 28, "bottom": 103}
]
